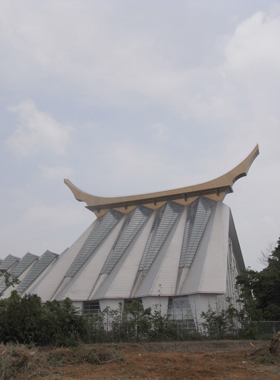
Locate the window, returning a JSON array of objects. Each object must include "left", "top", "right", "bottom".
[{"left": 83, "top": 301, "right": 100, "bottom": 315}]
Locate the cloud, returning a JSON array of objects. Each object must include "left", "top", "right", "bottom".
[
  {"left": 225, "top": 11, "right": 280, "bottom": 73},
  {"left": 6, "top": 101, "right": 71, "bottom": 156},
  {"left": 106, "top": 141, "right": 196, "bottom": 195},
  {"left": 0, "top": 200, "right": 94, "bottom": 257},
  {"left": 22, "top": 202, "right": 88, "bottom": 228},
  {"left": 38, "top": 165, "right": 72, "bottom": 180},
  {"left": 152, "top": 123, "right": 169, "bottom": 140},
  {"left": 0, "top": 2, "right": 242, "bottom": 124},
  {"left": 221, "top": 11, "right": 280, "bottom": 144},
  {"left": 1, "top": 3, "right": 280, "bottom": 120},
  {"left": 0, "top": 2, "right": 197, "bottom": 109}
]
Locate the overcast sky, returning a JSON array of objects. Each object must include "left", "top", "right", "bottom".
[{"left": 1, "top": 0, "right": 280, "bottom": 271}]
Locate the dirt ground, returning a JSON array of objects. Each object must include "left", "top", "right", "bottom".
[
  {"left": 42, "top": 341, "right": 280, "bottom": 380},
  {"left": 1, "top": 340, "right": 280, "bottom": 379}
]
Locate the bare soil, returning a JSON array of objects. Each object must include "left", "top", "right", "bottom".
[{"left": 2, "top": 341, "right": 280, "bottom": 380}]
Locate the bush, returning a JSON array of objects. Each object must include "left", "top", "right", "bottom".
[
  {"left": 0, "top": 292, "right": 87, "bottom": 346},
  {"left": 0, "top": 292, "right": 44, "bottom": 344}
]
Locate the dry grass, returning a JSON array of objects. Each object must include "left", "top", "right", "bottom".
[
  {"left": 0, "top": 343, "right": 124, "bottom": 379},
  {"left": 46, "top": 345, "right": 124, "bottom": 366},
  {"left": 0, "top": 344, "right": 51, "bottom": 379},
  {"left": 0, "top": 340, "right": 279, "bottom": 379}
]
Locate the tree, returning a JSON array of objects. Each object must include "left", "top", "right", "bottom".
[
  {"left": 0, "top": 291, "right": 45, "bottom": 344},
  {"left": 126, "top": 300, "right": 151, "bottom": 340},
  {"left": 0, "top": 269, "right": 20, "bottom": 295},
  {"left": 43, "top": 298, "right": 87, "bottom": 346},
  {"left": 236, "top": 238, "right": 280, "bottom": 321},
  {"left": 0, "top": 292, "right": 87, "bottom": 346}
]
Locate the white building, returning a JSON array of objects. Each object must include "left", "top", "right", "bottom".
[{"left": 0, "top": 145, "right": 259, "bottom": 326}]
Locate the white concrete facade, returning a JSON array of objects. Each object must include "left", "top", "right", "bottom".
[{"left": 0, "top": 196, "right": 245, "bottom": 328}]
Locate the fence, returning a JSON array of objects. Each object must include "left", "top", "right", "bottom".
[
  {"left": 85, "top": 315, "right": 280, "bottom": 343},
  {"left": 171, "top": 320, "right": 280, "bottom": 340},
  {"left": 251, "top": 321, "right": 280, "bottom": 338}
]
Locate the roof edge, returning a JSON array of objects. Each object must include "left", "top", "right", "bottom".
[{"left": 64, "top": 144, "right": 259, "bottom": 215}]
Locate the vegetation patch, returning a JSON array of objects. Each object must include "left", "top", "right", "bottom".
[
  {"left": 47, "top": 345, "right": 124, "bottom": 366},
  {"left": 0, "top": 344, "right": 50, "bottom": 380},
  {"left": 0, "top": 344, "right": 124, "bottom": 379}
]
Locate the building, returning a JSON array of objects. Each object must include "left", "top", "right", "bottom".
[{"left": 0, "top": 145, "right": 259, "bottom": 326}]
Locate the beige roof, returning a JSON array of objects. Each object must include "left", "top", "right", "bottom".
[{"left": 65, "top": 144, "right": 259, "bottom": 216}]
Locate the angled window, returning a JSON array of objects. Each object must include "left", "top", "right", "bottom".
[
  {"left": 101, "top": 206, "right": 152, "bottom": 274},
  {"left": 0, "top": 255, "right": 19, "bottom": 271},
  {"left": 17, "top": 250, "right": 58, "bottom": 294},
  {"left": 180, "top": 196, "right": 216, "bottom": 268},
  {"left": 139, "top": 200, "right": 183, "bottom": 272},
  {"left": 65, "top": 209, "right": 123, "bottom": 277},
  {"left": 168, "top": 296, "right": 195, "bottom": 326},
  {"left": 0, "top": 253, "right": 38, "bottom": 294},
  {"left": 12, "top": 252, "right": 38, "bottom": 278}
]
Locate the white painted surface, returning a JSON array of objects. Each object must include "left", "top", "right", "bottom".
[
  {"left": 105, "top": 213, "right": 156, "bottom": 298},
  {"left": 51, "top": 277, "right": 72, "bottom": 301},
  {"left": 0, "top": 198, "right": 243, "bottom": 328},
  {"left": 188, "top": 293, "right": 217, "bottom": 326},
  {"left": 23, "top": 257, "right": 58, "bottom": 296},
  {"left": 176, "top": 267, "right": 189, "bottom": 295},
  {"left": 134, "top": 208, "right": 183, "bottom": 298},
  {"left": 180, "top": 205, "right": 216, "bottom": 295},
  {"left": 64, "top": 216, "right": 126, "bottom": 301},
  {"left": 199, "top": 203, "right": 229, "bottom": 293},
  {"left": 142, "top": 296, "right": 168, "bottom": 316},
  {"left": 32, "top": 221, "right": 96, "bottom": 302},
  {"left": 150, "top": 208, "right": 187, "bottom": 296}
]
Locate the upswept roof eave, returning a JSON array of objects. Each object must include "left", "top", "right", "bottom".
[{"left": 64, "top": 144, "right": 259, "bottom": 214}]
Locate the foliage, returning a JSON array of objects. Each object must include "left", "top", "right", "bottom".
[
  {"left": 0, "top": 291, "right": 45, "bottom": 344},
  {"left": 4, "top": 234, "right": 280, "bottom": 346},
  {"left": 0, "top": 292, "right": 86, "bottom": 346},
  {"left": 200, "top": 298, "right": 259, "bottom": 339},
  {"left": 83, "top": 300, "right": 180, "bottom": 343},
  {"left": 0, "top": 292, "right": 181, "bottom": 346},
  {"left": 0, "top": 291, "right": 276, "bottom": 345},
  {"left": 236, "top": 238, "right": 280, "bottom": 321},
  {"left": 126, "top": 300, "right": 151, "bottom": 340},
  {"left": 42, "top": 298, "right": 87, "bottom": 346},
  {"left": 201, "top": 298, "right": 239, "bottom": 339},
  {"left": 147, "top": 303, "right": 177, "bottom": 341},
  {"left": 0, "top": 270, "right": 20, "bottom": 293}
]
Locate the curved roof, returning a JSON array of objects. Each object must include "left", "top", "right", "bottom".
[{"left": 65, "top": 144, "right": 259, "bottom": 216}]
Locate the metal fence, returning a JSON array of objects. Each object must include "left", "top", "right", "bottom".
[
  {"left": 250, "top": 321, "right": 280, "bottom": 337},
  {"left": 171, "top": 320, "right": 280, "bottom": 340},
  {"left": 85, "top": 317, "right": 280, "bottom": 343}
]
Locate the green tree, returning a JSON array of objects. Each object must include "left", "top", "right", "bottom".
[
  {"left": 0, "top": 292, "right": 87, "bottom": 346},
  {"left": 237, "top": 238, "right": 280, "bottom": 321},
  {"left": 0, "top": 269, "right": 20, "bottom": 292},
  {"left": 126, "top": 300, "right": 151, "bottom": 340},
  {"left": 0, "top": 291, "right": 44, "bottom": 344},
  {"left": 43, "top": 298, "right": 87, "bottom": 346},
  {"left": 200, "top": 298, "right": 240, "bottom": 339},
  {"left": 148, "top": 303, "right": 176, "bottom": 341}
]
